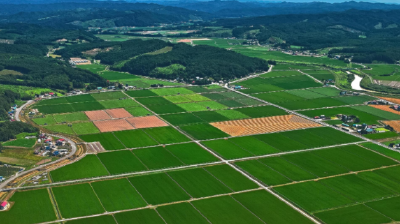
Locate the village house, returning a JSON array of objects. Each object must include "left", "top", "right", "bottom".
[{"left": 0, "top": 201, "right": 10, "bottom": 211}]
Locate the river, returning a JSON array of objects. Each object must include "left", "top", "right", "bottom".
[{"left": 351, "top": 75, "right": 364, "bottom": 91}]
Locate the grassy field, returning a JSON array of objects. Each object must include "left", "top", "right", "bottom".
[
  {"left": 203, "top": 139, "right": 254, "bottom": 159},
  {"left": 157, "top": 202, "right": 210, "bottom": 224},
  {"left": 53, "top": 112, "right": 88, "bottom": 123},
  {"left": 50, "top": 155, "right": 109, "bottom": 182},
  {"left": 234, "top": 48, "right": 349, "bottom": 67},
  {"left": 133, "top": 146, "right": 184, "bottom": 170},
  {"left": 52, "top": 183, "right": 105, "bottom": 218},
  {"left": 33, "top": 115, "right": 56, "bottom": 125},
  {"left": 97, "top": 150, "right": 147, "bottom": 174},
  {"left": 233, "top": 190, "right": 314, "bottom": 224},
  {"left": 364, "top": 64, "right": 400, "bottom": 81},
  {"left": 113, "top": 129, "right": 158, "bottom": 148},
  {"left": 161, "top": 113, "right": 204, "bottom": 126},
  {"left": 114, "top": 209, "right": 165, "bottom": 224},
  {"left": 352, "top": 105, "right": 400, "bottom": 120},
  {"left": 125, "top": 107, "right": 152, "bottom": 117},
  {"left": 126, "top": 89, "right": 158, "bottom": 97},
  {"left": 91, "top": 91, "right": 128, "bottom": 101},
  {"left": 364, "top": 131, "right": 398, "bottom": 140},
  {"left": 274, "top": 181, "right": 354, "bottom": 212},
  {"left": 165, "top": 143, "right": 219, "bottom": 165},
  {"left": 205, "top": 164, "right": 258, "bottom": 191},
  {"left": 260, "top": 70, "right": 303, "bottom": 78},
  {"left": 91, "top": 178, "right": 147, "bottom": 211},
  {"left": 168, "top": 168, "right": 232, "bottom": 198},
  {"left": 215, "top": 109, "right": 250, "bottom": 120},
  {"left": 180, "top": 123, "right": 230, "bottom": 140},
  {"left": 3, "top": 138, "right": 36, "bottom": 148},
  {"left": 99, "top": 71, "right": 138, "bottom": 81},
  {"left": 230, "top": 136, "right": 280, "bottom": 155},
  {"left": 66, "top": 215, "right": 117, "bottom": 224},
  {"left": 45, "top": 124, "right": 75, "bottom": 135},
  {"left": 0, "top": 189, "right": 56, "bottom": 224},
  {"left": 151, "top": 87, "right": 195, "bottom": 96},
  {"left": 236, "top": 159, "right": 292, "bottom": 185},
  {"left": 320, "top": 174, "right": 394, "bottom": 203},
  {"left": 77, "top": 64, "right": 107, "bottom": 74},
  {"left": 128, "top": 173, "right": 191, "bottom": 204},
  {"left": 366, "top": 196, "right": 400, "bottom": 221},
  {"left": 316, "top": 204, "right": 391, "bottom": 224},
  {"left": 72, "top": 122, "right": 99, "bottom": 135},
  {"left": 80, "top": 133, "right": 125, "bottom": 150},
  {"left": 143, "top": 127, "right": 190, "bottom": 144},
  {"left": 235, "top": 106, "right": 288, "bottom": 118},
  {"left": 192, "top": 196, "right": 264, "bottom": 224},
  {"left": 360, "top": 143, "right": 400, "bottom": 161}
]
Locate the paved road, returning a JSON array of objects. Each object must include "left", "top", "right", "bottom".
[
  {"left": 230, "top": 65, "right": 273, "bottom": 84},
  {"left": 14, "top": 100, "right": 33, "bottom": 121},
  {"left": 0, "top": 134, "right": 77, "bottom": 190}
]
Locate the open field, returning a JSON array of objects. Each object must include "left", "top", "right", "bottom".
[
  {"left": 133, "top": 146, "right": 184, "bottom": 170},
  {"left": 363, "top": 64, "right": 400, "bottom": 81},
  {"left": 315, "top": 204, "right": 391, "bottom": 224},
  {"left": 80, "top": 133, "right": 125, "bottom": 150},
  {"left": 143, "top": 126, "right": 190, "bottom": 144},
  {"left": 113, "top": 129, "right": 158, "bottom": 148},
  {"left": 180, "top": 123, "right": 230, "bottom": 140},
  {"left": 97, "top": 150, "right": 147, "bottom": 174},
  {"left": 53, "top": 183, "right": 105, "bottom": 218},
  {"left": 50, "top": 155, "right": 109, "bottom": 182},
  {"left": 91, "top": 178, "right": 147, "bottom": 211},
  {"left": 165, "top": 143, "right": 219, "bottom": 165},
  {"left": 128, "top": 173, "right": 191, "bottom": 205},
  {"left": 0, "top": 189, "right": 56, "bottom": 224},
  {"left": 3, "top": 138, "right": 36, "bottom": 148}
]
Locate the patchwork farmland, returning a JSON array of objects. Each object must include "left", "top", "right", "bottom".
[{"left": 3, "top": 68, "right": 400, "bottom": 224}]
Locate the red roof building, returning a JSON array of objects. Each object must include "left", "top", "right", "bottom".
[{"left": 0, "top": 201, "right": 9, "bottom": 210}]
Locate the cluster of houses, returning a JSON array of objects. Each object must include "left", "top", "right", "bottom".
[
  {"left": 28, "top": 172, "right": 49, "bottom": 185},
  {"left": 7, "top": 104, "right": 18, "bottom": 121},
  {"left": 314, "top": 114, "right": 389, "bottom": 134},
  {"left": 69, "top": 58, "right": 91, "bottom": 66},
  {"left": 35, "top": 134, "right": 69, "bottom": 157}
]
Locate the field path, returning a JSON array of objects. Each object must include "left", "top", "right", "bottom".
[{"left": 230, "top": 65, "right": 273, "bottom": 84}]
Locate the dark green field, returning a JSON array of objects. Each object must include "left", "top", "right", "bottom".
[
  {"left": 0, "top": 189, "right": 56, "bottom": 224},
  {"left": 91, "top": 178, "right": 147, "bottom": 211},
  {"left": 53, "top": 184, "right": 105, "bottom": 218},
  {"left": 97, "top": 150, "right": 148, "bottom": 174},
  {"left": 50, "top": 155, "right": 109, "bottom": 182},
  {"left": 80, "top": 133, "right": 125, "bottom": 150},
  {"left": 180, "top": 123, "right": 230, "bottom": 140}
]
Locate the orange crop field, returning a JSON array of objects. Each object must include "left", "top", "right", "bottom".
[
  {"left": 210, "top": 115, "right": 321, "bottom": 136},
  {"left": 383, "top": 120, "right": 400, "bottom": 132},
  {"left": 106, "top": 108, "right": 133, "bottom": 119},
  {"left": 94, "top": 119, "right": 135, "bottom": 132},
  {"left": 379, "top": 97, "right": 400, "bottom": 105},
  {"left": 369, "top": 105, "right": 400, "bottom": 115},
  {"left": 126, "top": 116, "right": 168, "bottom": 129},
  {"left": 85, "top": 110, "right": 111, "bottom": 121}
]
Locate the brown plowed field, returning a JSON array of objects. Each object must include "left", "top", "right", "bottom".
[
  {"left": 369, "top": 105, "right": 400, "bottom": 115},
  {"left": 106, "top": 108, "right": 133, "bottom": 119},
  {"left": 383, "top": 120, "right": 400, "bottom": 132},
  {"left": 85, "top": 110, "right": 111, "bottom": 121},
  {"left": 126, "top": 116, "right": 168, "bottom": 129},
  {"left": 379, "top": 97, "right": 400, "bottom": 105},
  {"left": 210, "top": 115, "right": 321, "bottom": 136},
  {"left": 94, "top": 119, "right": 135, "bottom": 132}
]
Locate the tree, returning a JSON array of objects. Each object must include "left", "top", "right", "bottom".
[{"left": 0, "top": 142, "right": 3, "bottom": 153}]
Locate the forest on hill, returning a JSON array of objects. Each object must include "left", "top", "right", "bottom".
[
  {"left": 122, "top": 43, "right": 269, "bottom": 82},
  {"left": 217, "top": 10, "right": 400, "bottom": 63}
]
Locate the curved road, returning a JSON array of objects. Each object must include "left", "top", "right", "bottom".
[{"left": 1, "top": 100, "right": 77, "bottom": 190}]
